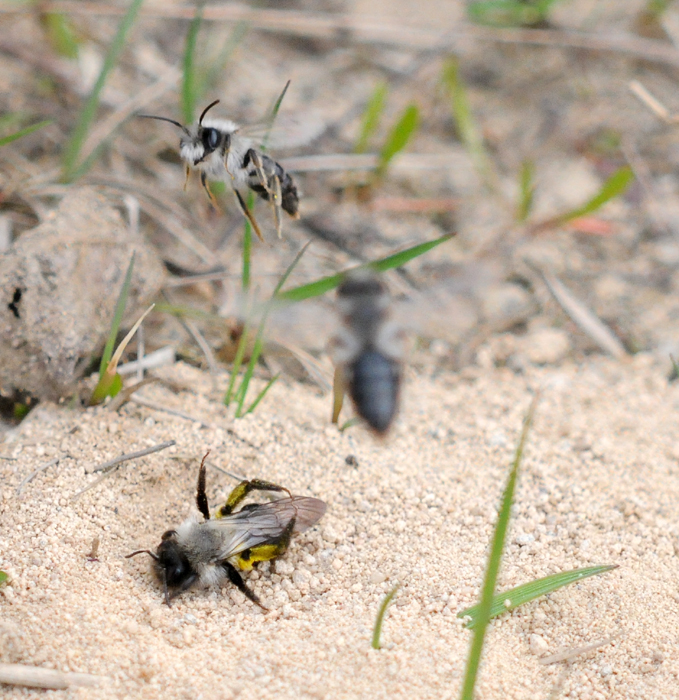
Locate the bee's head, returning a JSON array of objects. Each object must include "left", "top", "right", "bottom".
[{"left": 126, "top": 530, "right": 197, "bottom": 606}]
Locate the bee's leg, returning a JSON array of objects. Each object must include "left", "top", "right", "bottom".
[
  {"left": 271, "top": 174, "right": 283, "bottom": 238},
  {"left": 215, "top": 479, "right": 293, "bottom": 518},
  {"left": 247, "top": 149, "right": 273, "bottom": 197},
  {"left": 165, "top": 571, "right": 199, "bottom": 607},
  {"left": 234, "top": 189, "right": 265, "bottom": 242},
  {"left": 235, "top": 517, "right": 297, "bottom": 572},
  {"left": 200, "top": 171, "right": 220, "bottom": 209},
  {"left": 222, "top": 561, "right": 268, "bottom": 611},
  {"left": 183, "top": 164, "right": 191, "bottom": 191},
  {"left": 196, "top": 451, "right": 210, "bottom": 521},
  {"left": 331, "top": 366, "right": 345, "bottom": 425}
]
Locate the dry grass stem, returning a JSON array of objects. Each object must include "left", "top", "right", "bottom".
[
  {"left": 0, "top": 663, "right": 108, "bottom": 690},
  {"left": 530, "top": 264, "right": 628, "bottom": 360},
  {"left": 539, "top": 632, "right": 626, "bottom": 665},
  {"left": 130, "top": 395, "right": 215, "bottom": 429},
  {"left": 89, "top": 440, "right": 176, "bottom": 474},
  {"left": 16, "top": 457, "right": 61, "bottom": 494}
]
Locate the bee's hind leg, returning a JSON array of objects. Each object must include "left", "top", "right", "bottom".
[
  {"left": 222, "top": 561, "right": 268, "bottom": 611},
  {"left": 196, "top": 451, "right": 211, "bottom": 521},
  {"left": 215, "top": 479, "right": 292, "bottom": 518},
  {"left": 234, "top": 189, "right": 265, "bottom": 242},
  {"left": 234, "top": 518, "right": 296, "bottom": 574}
]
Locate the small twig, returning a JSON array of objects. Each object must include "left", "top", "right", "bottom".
[
  {"left": 17, "top": 457, "right": 61, "bottom": 495},
  {"left": 0, "top": 663, "right": 108, "bottom": 689},
  {"left": 107, "top": 377, "right": 159, "bottom": 412},
  {"left": 130, "top": 395, "right": 214, "bottom": 429},
  {"left": 629, "top": 80, "right": 679, "bottom": 124},
  {"left": 87, "top": 535, "right": 100, "bottom": 561},
  {"left": 529, "top": 263, "right": 628, "bottom": 360},
  {"left": 88, "top": 440, "right": 176, "bottom": 474},
  {"left": 539, "top": 632, "right": 625, "bottom": 665},
  {"left": 72, "top": 440, "right": 176, "bottom": 500}
]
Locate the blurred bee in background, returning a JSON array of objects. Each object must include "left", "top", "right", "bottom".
[
  {"left": 127, "top": 452, "right": 326, "bottom": 609},
  {"left": 140, "top": 94, "right": 315, "bottom": 240},
  {"left": 330, "top": 270, "right": 405, "bottom": 437}
]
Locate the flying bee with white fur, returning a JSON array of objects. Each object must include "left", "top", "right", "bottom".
[{"left": 140, "top": 98, "right": 302, "bottom": 240}]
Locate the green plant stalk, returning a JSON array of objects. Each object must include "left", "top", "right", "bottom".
[
  {"left": 61, "top": 0, "right": 144, "bottom": 181},
  {"left": 99, "top": 254, "right": 135, "bottom": 378},
  {"left": 244, "top": 374, "right": 280, "bottom": 415},
  {"left": 181, "top": 2, "right": 204, "bottom": 124},
  {"left": 460, "top": 394, "right": 539, "bottom": 700},
  {"left": 372, "top": 585, "right": 399, "bottom": 649},
  {"left": 517, "top": 159, "right": 535, "bottom": 223},
  {"left": 201, "top": 21, "right": 249, "bottom": 98},
  {"left": 0, "top": 571, "right": 7, "bottom": 585},
  {"left": 458, "top": 565, "right": 618, "bottom": 628},
  {"left": 234, "top": 242, "right": 310, "bottom": 416},
  {"left": 375, "top": 103, "right": 419, "bottom": 179},
  {"left": 42, "top": 12, "right": 80, "bottom": 59},
  {"left": 0, "top": 120, "right": 51, "bottom": 147},
  {"left": 355, "top": 81, "right": 388, "bottom": 154},
  {"left": 443, "top": 59, "right": 497, "bottom": 193},
  {"left": 276, "top": 234, "right": 452, "bottom": 303},
  {"left": 223, "top": 318, "right": 252, "bottom": 407},
  {"left": 242, "top": 192, "right": 255, "bottom": 292}
]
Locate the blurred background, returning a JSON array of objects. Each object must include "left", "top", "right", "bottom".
[{"left": 2, "top": 0, "right": 679, "bottom": 423}]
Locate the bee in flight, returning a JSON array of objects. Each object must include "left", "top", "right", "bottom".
[
  {"left": 140, "top": 98, "right": 301, "bottom": 240},
  {"left": 127, "top": 453, "right": 326, "bottom": 609},
  {"left": 330, "top": 270, "right": 405, "bottom": 437}
]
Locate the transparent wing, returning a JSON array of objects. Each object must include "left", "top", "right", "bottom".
[
  {"left": 207, "top": 496, "right": 327, "bottom": 560},
  {"left": 238, "top": 111, "right": 325, "bottom": 150}
]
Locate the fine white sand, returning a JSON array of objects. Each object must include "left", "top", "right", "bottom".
[{"left": 1, "top": 354, "right": 679, "bottom": 699}]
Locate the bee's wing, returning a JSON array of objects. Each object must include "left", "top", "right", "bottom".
[
  {"left": 238, "top": 112, "right": 325, "bottom": 151},
  {"left": 208, "top": 496, "right": 327, "bottom": 560}
]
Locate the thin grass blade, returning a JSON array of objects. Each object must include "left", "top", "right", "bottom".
[
  {"left": 99, "top": 254, "right": 135, "bottom": 378},
  {"left": 244, "top": 374, "right": 280, "bottom": 415},
  {"left": 458, "top": 565, "right": 618, "bottom": 629},
  {"left": 0, "top": 571, "right": 7, "bottom": 585},
  {"left": 556, "top": 166, "right": 634, "bottom": 224},
  {"left": 235, "top": 242, "right": 310, "bottom": 416},
  {"left": 376, "top": 103, "right": 419, "bottom": 178},
  {"left": 355, "top": 81, "right": 388, "bottom": 154},
  {"left": 443, "top": 59, "right": 497, "bottom": 192},
  {"left": 372, "top": 585, "right": 399, "bottom": 649},
  {"left": 517, "top": 159, "right": 535, "bottom": 222},
  {"left": 224, "top": 318, "right": 252, "bottom": 407},
  {"left": 0, "top": 120, "right": 51, "bottom": 148},
  {"left": 276, "top": 234, "right": 452, "bottom": 303},
  {"left": 61, "top": 0, "right": 144, "bottom": 181},
  {"left": 181, "top": 2, "right": 204, "bottom": 125},
  {"left": 202, "top": 21, "right": 249, "bottom": 98},
  {"left": 41, "top": 12, "right": 80, "bottom": 58},
  {"left": 460, "top": 394, "right": 539, "bottom": 700}
]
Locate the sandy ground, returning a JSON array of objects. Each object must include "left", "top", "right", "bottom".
[{"left": 1, "top": 353, "right": 679, "bottom": 699}]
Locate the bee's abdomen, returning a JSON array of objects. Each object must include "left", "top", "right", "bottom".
[
  {"left": 244, "top": 150, "right": 299, "bottom": 217},
  {"left": 349, "top": 350, "right": 400, "bottom": 435}
]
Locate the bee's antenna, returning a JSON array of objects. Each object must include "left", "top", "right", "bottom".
[
  {"left": 138, "top": 114, "right": 191, "bottom": 136},
  {"left": 199, "top": 99, "right": 220, "bottom": 125},
  {"left": 125, "top": 549, "right": 159, "bottom": 561}
]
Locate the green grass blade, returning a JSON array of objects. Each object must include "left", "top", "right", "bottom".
[
  {"left": 276, "top": 234, "right": 452, "bottom": 303},
  {"left": 202, "top": 21, "right": 249, "bottom": 98},
  {"left": 372, "top": 585, "right": 399, "bottom": 649},
  {"left": 242, "top": 192, "right": 255, "bottom": 292},
  {"left": 376, "top": 103, "right": 419, "bottom": 178},
  {"left": 41, "top": 12, "right": 80, "bottom": 59},
  {"left": 517, "top": 159, "right": 535, "bottom": 222},
  {"left": 61, "top": 0, "right": 144, "bottom": 182},
  {"left": 458, "top": 565, "right": 618, "bottom": 629},
  {"left": 234, "top": 242, "right": 310, "bottom": 416},
  {"left": 468, "top": 0, "right": 560, "bottom": 27},
  {"left": 244, "top": 373, "right": 280, "bottom": 415},
  {"left": 671, "top": 354, "right": 679, "bottom": 381},
  {"left": 182, "top": 2, "right": 204, "bottom": 125},
  {"left": 443, "top": 59, "right": 497, "bottom": 192},
  {"left": 0, "top": 571, "right": 7, "bottom": 585},
  {"left": 99, "top": 253, "right": 135, "bottom": 378},
  {"left": 460, "top": 394, "right": 539, "bottom": 700},
  {"left": 223, "top": 319, "right": 251, "bottom": 407},
  {"left": 556, "top": 166, "right": 634, "bottom": 224},
  {"left": 0, "top": 120, "right": 51, "bottom": 147},
  {"left": 355, "top": 81, "right": 388, "bottom": 154}
]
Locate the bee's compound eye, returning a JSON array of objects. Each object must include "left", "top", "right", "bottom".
[{"left": 203, "top": 128, "right": 220, "bottom": 151}]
